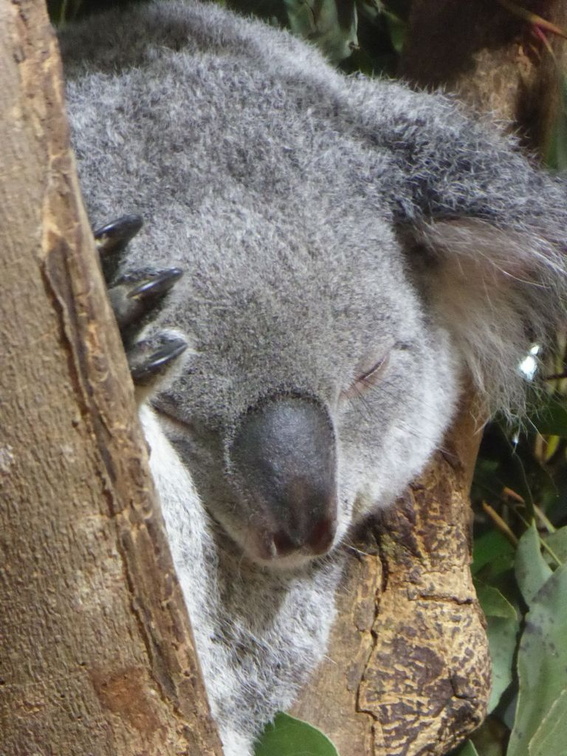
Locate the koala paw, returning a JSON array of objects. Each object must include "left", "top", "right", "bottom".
[{"left": 94, "top": 215, "right": 188, "bottom": 390}]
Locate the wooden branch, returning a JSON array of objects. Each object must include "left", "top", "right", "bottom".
[
  {"left": 0, "top": 1, "right": 222, "bottom": 752},
  {"left": 292, "top": 396, "right": 489, "bottom": 755},
  {"left": 401, "top": 0, "right": 567, "bottom": 153}
]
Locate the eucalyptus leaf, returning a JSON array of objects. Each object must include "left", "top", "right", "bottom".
[
  {"left": 475, "top": 582, "right": 517, "bottom": 620},
  {"left": 529, "top": 394, "right": 567, "bottom": 438},
  {"left": 544, "top": 525, "right": 567, "bottom": 565},
  {"left": 515, "top": 523, "right": 553, "bottom": 607},
  {"left": 476, "top": 583, "right": 519, "bottom": 712},
  {"left": 507, "top": 563, "right": 567, "bottom": 756},
  {"left": 383, "top": 11, "right": 406, "bottom": 54},
  {"left": 528, "top": 690, "right": 567, "bottom": 756},
  {"left": 285, "top": 0, "right": 358, "bottom": 64},
  {"left": 472, "top": 529, "right": 515, "bottom": 577},
  {"left": 546, "top": 76, "right": 567, "bottom": 171},
  {"left": 486, "top": 615, "right": 520, "bottom": 713},
  {"left": 255, "top": 713, "right": 339, "bottom": 756}
]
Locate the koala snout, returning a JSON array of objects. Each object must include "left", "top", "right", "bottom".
[
  {"left": 229, "top": 394, "right": 338, "bottom": 563},
  {"left": 270, "top": 513, "right": 336, "bottom": 558}
]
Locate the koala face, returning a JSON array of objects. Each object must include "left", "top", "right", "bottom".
[
  {"left": 62, "top": 1, "right": 565, "bottom": 571},
  {"left": 150, "top": 211, "right": 461, "bottom": 568}
]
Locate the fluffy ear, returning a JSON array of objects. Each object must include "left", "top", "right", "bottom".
[
  {"left": 370, "top": 84, "right": 567, "bottom": 414},
  {"left": 406, "top": 217, "right": 567, "bottom": 415}
]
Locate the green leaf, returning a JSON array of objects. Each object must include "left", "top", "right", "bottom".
[
  {"left": 476, "top": 582, "right": 519, "bottom": 712},
  {"left": 476, "top": 582, "right": 517, "bottom": 620},
  {"left": 544, "top": 525, "right": 567, "bottom": 565},
  {"left": 506, "top": 563, "right": 567, "bottom": 756},
  {"left": 255, "top": 713, "right": 340, "bottom": 756},
  {"left": 383, "top": 11, "right": 406, "bottom": 54},
  {"left": 529, "top": 690, "right": 567, "bottom": 756},
  {"left": 546, "top": 76, "right": 567, "bottom": 171},
  {"left": 515, "top": 523, "right": 553, "bottom": 607},
  {"left": 528, "top": 395, "right": 567, "bottom": 438},
  {"left": 472, "top": 529, "right": 515, "bottom": 577},
  {"left": 284, "top": 0, "right": 358, "bottom": 64},
  {"left": 486, "top": 615, "right": 520, "bottom": 713}
]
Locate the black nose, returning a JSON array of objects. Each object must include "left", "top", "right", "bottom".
[{"left": 229, "top": 394, "right": 338, "bottom": 558}]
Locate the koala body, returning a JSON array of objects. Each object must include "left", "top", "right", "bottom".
[{"left": 60, "top": 1, "right": 567, "bottom": 752}]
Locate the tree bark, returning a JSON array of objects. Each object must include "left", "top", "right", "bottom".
[
  {"left": 292, "top": 396, "right": 489, "bottom": 756},
  {"left": 292, "top": 2, "right": 566, "bottom": 754},
  {"left": 0, "top": 1, "right": 222, "bottom": 753}
]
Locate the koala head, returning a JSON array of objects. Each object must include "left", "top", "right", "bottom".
[
  {"left": 61, "top": 3, "right": 567, "bottom": 570},
  {"left": 147, "top": 206, "right": 462, "bottom": 569}
]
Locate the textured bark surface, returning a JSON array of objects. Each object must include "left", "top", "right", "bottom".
[
  {"left": 292, "top": 397, "right": 489, "bottom": 755},
  {"left": 0, "top": 2, "right": 221, "bottom": 753},
  {"left": 293, "top": 2, "right": 566, "bottom": 754}
]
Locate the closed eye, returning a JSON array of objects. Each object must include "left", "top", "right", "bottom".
[{"left": 341, "top": 352, "right": 391, "bottom": 400}]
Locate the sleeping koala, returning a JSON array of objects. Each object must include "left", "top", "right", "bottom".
[{"left": 59, "top": 1, "right": 567, "bottom": 753}]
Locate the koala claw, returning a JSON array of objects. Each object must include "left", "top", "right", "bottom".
[
  {"left": 129, "top": 268, "right": 183, "bottom": 300},
  {"left": 94, "top": 214, "right": 143, "bottom": 256},
  {"left": 127, "top": 334, "right": 189, "bottom": 384},
  {"left": 95, "top": 215, "right": 187, "bottom": 388},
  {"left": 108, "top": 268, "right": 183, "bottom": 331},
  {"left": 95, "top": 214, "right": 144, "bottom": 281}
]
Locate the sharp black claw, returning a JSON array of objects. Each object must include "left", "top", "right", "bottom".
[
  {"left": 128, "top": 268, "right": 183, "bottom": 300},
  {"left": 94, "top": 214, "right": 143, "bottom": 256},
  {"left": 96, "top": 215, "right": 188, "bottom": 386},
  {"left": 128, "top": 336, "right": 188, "bottom": 384},
  {"left": 109, "top": 268, "right": 184, "bottom": 331}
]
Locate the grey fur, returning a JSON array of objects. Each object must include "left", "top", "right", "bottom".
[{"left": 59, "top": 1, "right": 567, "bottom": 752}]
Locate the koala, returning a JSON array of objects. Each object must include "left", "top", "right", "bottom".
[{"left": 59, "top": 1, "right": 567, "bottom": 753}]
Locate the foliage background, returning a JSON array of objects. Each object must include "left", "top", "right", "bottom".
[{"left": 50, "top": 1, "right": 567, "bottom": 754}]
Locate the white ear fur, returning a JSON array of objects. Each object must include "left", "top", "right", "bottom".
[{"left": 415, "top": 218, "right": 565, "bottom": 414}]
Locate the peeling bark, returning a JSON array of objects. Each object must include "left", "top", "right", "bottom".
[{"left": 0, "top": 1, "right": 221, "bottom": 753}]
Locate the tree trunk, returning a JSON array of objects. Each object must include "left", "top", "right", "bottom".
[
  {"left": 0, "top": 1, "right": 222, "bottom": 753},
  {"left": 292, "top": 3, "right": 566, "bottom": 754}
]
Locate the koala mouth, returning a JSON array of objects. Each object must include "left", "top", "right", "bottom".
[
  {"left": 255, "top": 512, "right": 337, "bottom": 563},
  {"left": 235, "top": 516, "right": 338, "bottom": 570},
  {"left": 207, "top": 487, "right": 339, "bottom": 570}
]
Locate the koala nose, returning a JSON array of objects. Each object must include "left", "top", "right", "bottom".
[{"left": 229, "top": 394, "right": 338, "bottom": 559}]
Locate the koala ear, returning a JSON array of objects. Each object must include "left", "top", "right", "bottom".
[
  {"left": 366, "top": 84, "right": 567, "bottom": 412},
  {"left": 404, "top": 216, "right": 567, "bottom": 415}
]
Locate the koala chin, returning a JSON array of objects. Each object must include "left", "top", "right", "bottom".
[{"left": 60, "top": 1, "right": 567, "bottom": 752}]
